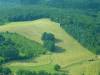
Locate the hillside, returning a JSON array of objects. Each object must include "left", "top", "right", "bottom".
[
  {"left": 0, "top": 32, "right": 46, "bottom": 60},
  {"left": 0, "top": 19, "right": 99, "bottom": 75}
]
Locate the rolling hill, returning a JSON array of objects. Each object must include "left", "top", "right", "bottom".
[{"left": 0, "top": 18, "right": 99, "bottom": 75}]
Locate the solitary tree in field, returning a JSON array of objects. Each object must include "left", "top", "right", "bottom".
[
  {"left": 41, "top": 32, "right": 56, "bottom": 52},
  {"left": 42, "top": 32, "right": 55, "bottom": 41}
]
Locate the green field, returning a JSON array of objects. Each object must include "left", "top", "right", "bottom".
[{"left": 0, "top": 19, "right": 99, "bottom": 75}]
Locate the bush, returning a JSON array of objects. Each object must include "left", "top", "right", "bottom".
[
  {"left": 0, "top": 57, "right": 5, "bottom": 65},
  {"left": 0, "top": 67, "right": 12, "bottom": 75},
  {"left": 0, "top": 34, "right": 5, "bottom": 45},
  {"left": 54, "top": 64, "right": 61, "bottom": 71}
]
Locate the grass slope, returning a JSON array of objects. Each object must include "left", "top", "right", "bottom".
[
  {"left": 0, "top": 18, "right": 98, "bottom": 74},
  {"left": 64, "top": 60, "right": 100, "bottom": 75}
]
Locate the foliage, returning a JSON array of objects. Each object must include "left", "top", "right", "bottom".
[
  {"left": 0, "top": 57, "right": 5, "bottom": 65},
  {"left": 16, "top": 69, "right": 67, "bottom": 75},
  {"left": 0, "top": 34, "right": 19, "bottom": 60},
  {"left": 38, "top": 70, "right": 51, "bottom": 75},
  {"left": 42, "top": 32, "right": 56, "bottom": 51},
  {"left": 0, "top": 32, "right": 46, "bottom": 62},
  {"left": 16, "top": 70, "right": 35, "bottom": 75},
  {"left": 0, "top": 67, "right": 12, "bottom": 75},
  {"left": 54, "top": 64, "right": 61, "bottom": 71},
  {"left": 42, "top": 32, "right": 55, "bottom": 41},
  {"left": 16, "top": 70, "right": 51, "bottom": 75}
]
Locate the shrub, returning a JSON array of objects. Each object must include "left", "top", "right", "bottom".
[
  {"left": 0, "top": 57, "right": 5, "bottom": 65},
  {"left": 0, "top": 67, "right": 12, "bottom": 75},
  {"left": 54, "top": 64, "right": 61, "bottom": 71}
]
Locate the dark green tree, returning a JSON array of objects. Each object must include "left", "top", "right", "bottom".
[
  {"left": 54, "top": 64, "right": 61, "bottom": 71},
  {"left": 0, "top": 67, "right": 12, "bottom": 75},
  {"left": 42, "top": 32, "right": 55, "bottom": 41},
  {"left": 0, "top": 37, "right": 19, "bottom": 60},
  {"left": 0, "top": 34, "right": 5, "bottom": 45},
  {"left": 42, "top": 32, "right": 56, "bottom": 51}
]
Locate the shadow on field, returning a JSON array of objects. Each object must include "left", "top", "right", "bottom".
[
  {"left": 54, "top": 46, "right": 65, "bottom": 53},
  {"left": 55, "top": 38, "right": 62, "bottom": 43}
]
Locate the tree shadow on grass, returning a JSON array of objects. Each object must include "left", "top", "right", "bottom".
[
  {"left": 53, "top": 38, "right": 65, "bottom": 53},
  {"left": 55, "top": 38, "right": 62, "bottom": 43},
  {"left": 54, "top": 46, "right": 65, "bottom": 53}
]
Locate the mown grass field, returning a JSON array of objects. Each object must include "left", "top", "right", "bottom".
[
  {"left": 62, "top": 59, "right": 100, "bottom": 75},
  {"left": 0, "top": 18, "right": 99, "bottom": 75}
]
